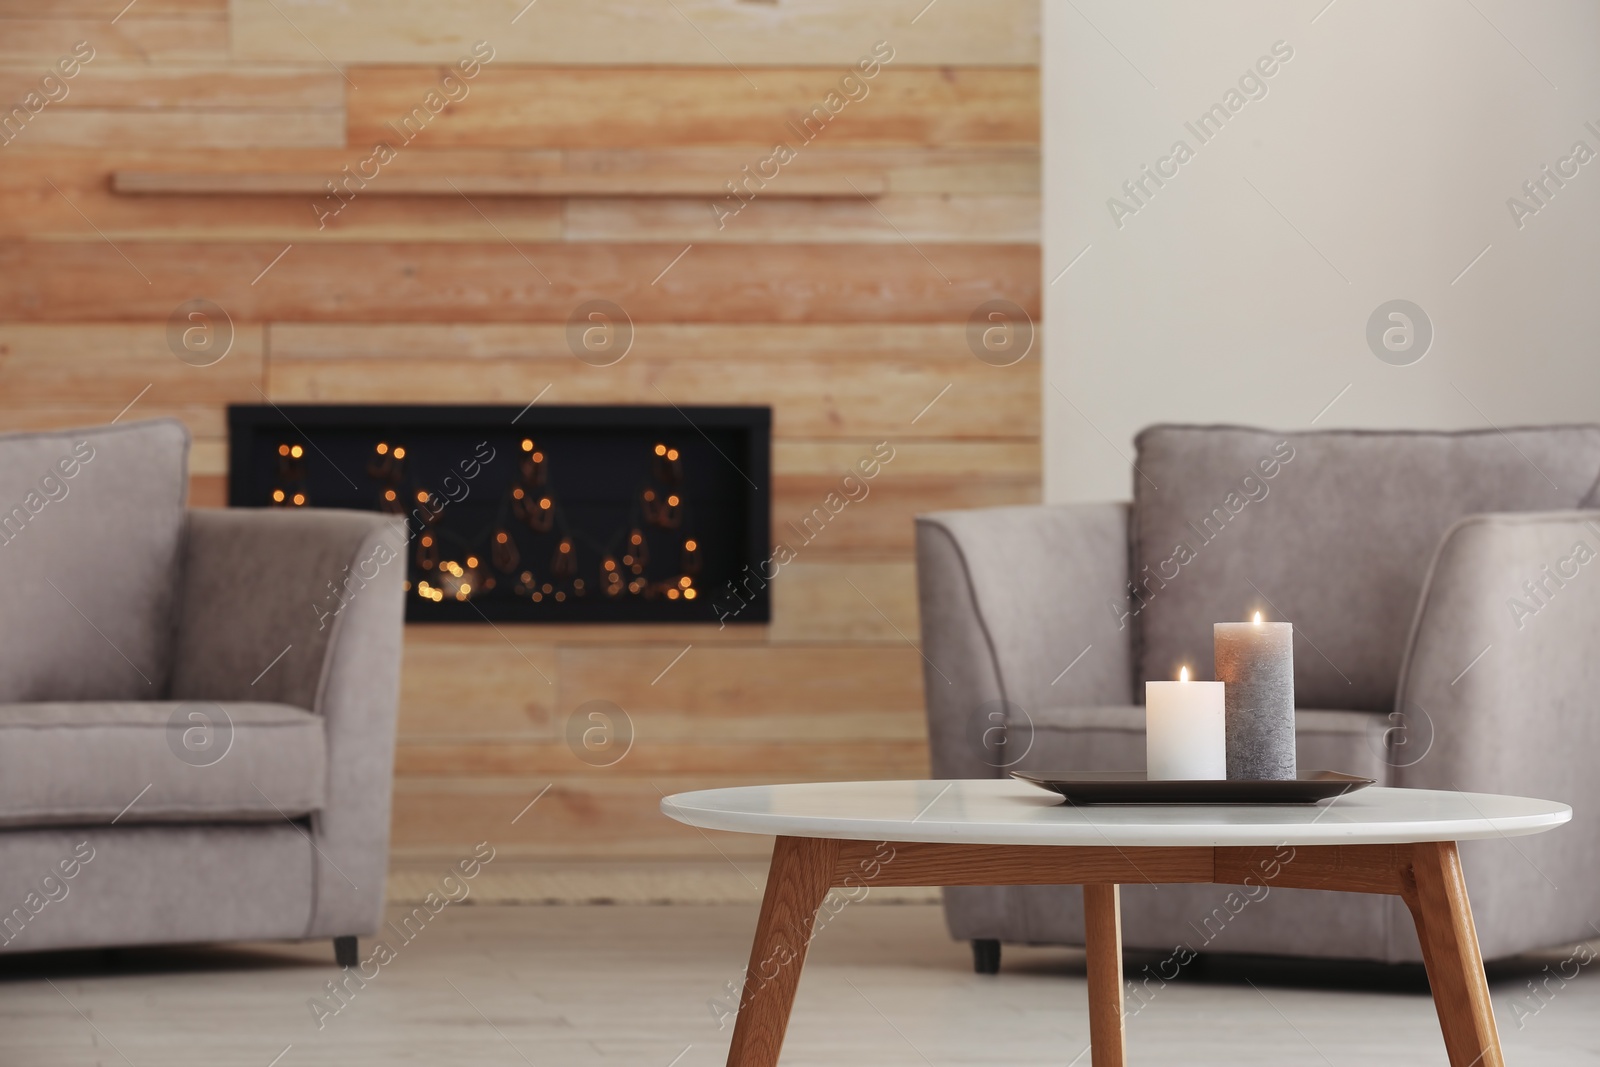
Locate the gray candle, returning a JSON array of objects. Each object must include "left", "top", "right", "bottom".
[{"left": 1214, "top": 614, "right": 1296, "bottom": 780}]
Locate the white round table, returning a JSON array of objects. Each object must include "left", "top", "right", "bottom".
[{"left": 662, "top": 779, "right": 1571, "bottom": 1067}]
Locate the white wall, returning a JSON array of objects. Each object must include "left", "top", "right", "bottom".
[{"left": 1044, "top": 0, "right": 1600, "bottom": 502}]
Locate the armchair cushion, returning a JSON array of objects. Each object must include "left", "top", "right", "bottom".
[
  {"left": 1132, "top": 424, "right": 1600, "bottom": 711},
  {"left": 0, "top": 701, "right": 325, "bottom": 827},
  {"left": 0, "top": 419, "right": 189, "bottom": 702}
]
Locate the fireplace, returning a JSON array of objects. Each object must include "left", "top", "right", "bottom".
[{"left": 227, "top": 404, "right": 770, "bottom": 623}]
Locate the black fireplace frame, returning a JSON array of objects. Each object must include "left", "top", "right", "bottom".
[{"left": 227, "top": 403, "right": 771, "bottom": 624}]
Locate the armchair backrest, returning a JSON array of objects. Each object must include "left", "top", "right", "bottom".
[
  {"left": 0, "top": 419, "right": 190, "bottom": 701},
  {"left": 1130, "top": 424, "right": 1600, "bottom": 712}
]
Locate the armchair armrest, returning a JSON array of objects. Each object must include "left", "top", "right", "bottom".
[
  {"left": 916, "top": 503, "right": 1133, "bottom": 779},
  {"left": 169, "top": 508, "right": 406, "bottom": 939},
  {"left": 1394, "top": 510, "right": 1600, "bottom": 955}
]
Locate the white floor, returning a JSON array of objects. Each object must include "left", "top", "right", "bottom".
[{"left": 4, "top": 903, "right": 1598, "bottom": 1066}]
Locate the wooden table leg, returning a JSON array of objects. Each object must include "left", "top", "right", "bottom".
[
  {"left": 725, "top": 836, "right": 837, "bottom": 1067},
  {"left": 1082, "top": 884, "right": 1126, "bottom": 1067},
  {"left": 1404, "top": 842, "right": 1504, "bottom": 1067}
]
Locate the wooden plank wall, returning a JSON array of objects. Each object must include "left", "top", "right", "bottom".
[{"left": 0, "top": 0, "right": 1040, "bottom": 861}]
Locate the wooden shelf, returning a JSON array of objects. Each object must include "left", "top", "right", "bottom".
[{"left": 111, "top": 171, "right": 887, "bottom": 198}]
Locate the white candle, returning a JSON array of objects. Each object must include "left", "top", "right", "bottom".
[{"left": 1145, "top": 666, "right": 1227, "bottom": 781}]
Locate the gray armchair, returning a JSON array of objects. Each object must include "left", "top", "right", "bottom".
[
  {"left": 918, "top": 424, "right": 1600, "bottom": 969},
  {"left": 0, "top": 419, "right": 403, "bottom": 963}
]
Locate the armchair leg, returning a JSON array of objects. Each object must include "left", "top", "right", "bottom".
[
  {"left": 333, "top": 936, "right": 359, "bottom": 968},
  {"left": 972, "top": 939, "right": 1001, "bottom": 975}
]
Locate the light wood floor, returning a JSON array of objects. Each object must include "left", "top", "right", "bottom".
[{"left": 3, "top": 903, "right": 1598, "bottom": 1066}]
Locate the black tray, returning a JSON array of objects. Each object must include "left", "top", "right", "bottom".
[{"left": 1011, "top": 770, "right": 1374, "bottom": 805}]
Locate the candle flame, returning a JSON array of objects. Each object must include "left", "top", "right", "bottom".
[
  {"left": 1253, "top": 611, "right": 1263, "bottom": 625},
  {"left": 1179, "top": 666, "right": 1189, "bottom": 682}
]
